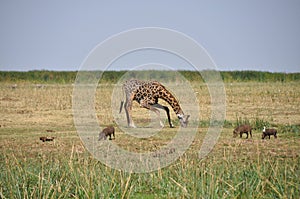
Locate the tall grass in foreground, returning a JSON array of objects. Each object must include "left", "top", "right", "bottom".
[{"left": 1, "top": 145, "right": 299, "bottom": 198}]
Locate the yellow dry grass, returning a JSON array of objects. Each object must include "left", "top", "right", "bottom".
[{"left": 0, "top": 81, "right": 299, "bottom": 157}]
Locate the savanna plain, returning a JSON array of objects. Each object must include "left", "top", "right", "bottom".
[{"left": 0, "top": 77, "right": 299, "bottom": 198}]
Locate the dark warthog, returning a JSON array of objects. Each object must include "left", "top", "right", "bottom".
[
  {"left": 40, "top": 136, "right": 55, "bottom": 142},
  {"left": 98, "top": 126, "right": 115, "bottom": 141},
  {"left": 233, "top": 124, "right": 252, "bottom": 138},
  {"left": 262, "top": 126, "right": 277, "bottom": 139}
]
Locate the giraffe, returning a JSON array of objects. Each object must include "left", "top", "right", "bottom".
[{"left": 119, "top": 79, "right": 190, "bottom": 128}]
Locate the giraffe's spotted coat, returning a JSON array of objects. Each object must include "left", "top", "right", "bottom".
[{"left": 120, "top": 79, "right": 189, "bottom": 128}]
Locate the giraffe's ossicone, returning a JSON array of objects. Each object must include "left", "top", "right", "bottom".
[{"left": 119, "top": 79, "right": 190, "bottom": 128}]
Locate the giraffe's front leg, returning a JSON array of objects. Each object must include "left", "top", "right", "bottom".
[
  {"left": 149, "top": 106, "right": 164, "bottom": 128},
  {"left": 152, "top": 104, "right": 174, "bottom": 128},
  {"left": 140, "top": 100, "right": 164, "bottom": 128}
]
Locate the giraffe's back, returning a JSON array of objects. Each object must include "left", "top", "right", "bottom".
[{"left": 123, "top": 79, "right": 161, "bottom": 103}]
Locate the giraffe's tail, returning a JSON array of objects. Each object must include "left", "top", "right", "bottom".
[
  {"left": 119, "top": 101, "right": 124, "bottom": 113},
  {"left": 119, "top": 82, "right": 126, "bottom": 113}
]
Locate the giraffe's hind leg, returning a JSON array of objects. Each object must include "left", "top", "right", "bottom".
[{"left": 124, "top": 98, "right": 136, "bottom": 128}]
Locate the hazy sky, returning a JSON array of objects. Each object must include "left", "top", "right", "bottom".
[{"left": 0, "top": 0, "right": 299, "bottom": 72}]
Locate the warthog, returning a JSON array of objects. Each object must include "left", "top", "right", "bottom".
[
  {"left": 40, "top": 136, "right": 55, "bottom": 142},
  {"left": 233, "top": 124, "right": 252, "bottom": 138},
  {"left": 262, "top": 126, "right": 277, "bottom": 139},
  {"left": 98, "top": 126, "right": 115, "bottom": 141}
]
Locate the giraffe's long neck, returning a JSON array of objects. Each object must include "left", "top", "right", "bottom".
[{"left": 159, "top": 86, "right": 184, "bottom": 115}]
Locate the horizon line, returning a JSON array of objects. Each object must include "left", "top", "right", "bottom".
[{"left": 0, "top": 69, "right": 299, "bottom": 74}]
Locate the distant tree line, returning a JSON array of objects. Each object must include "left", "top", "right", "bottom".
[
  {"left": 0, "top": 70, "right": 299, "bottom": 83},
  {"left": 0, "top": 70, "right": 77, "bottom": 84},
  {"left": 220, "top": 70, "right": 300, "bottom": 82}
]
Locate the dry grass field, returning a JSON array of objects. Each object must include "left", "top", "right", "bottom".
[{"left": 0, "top": 81, "right": 299, "bottom": 198}]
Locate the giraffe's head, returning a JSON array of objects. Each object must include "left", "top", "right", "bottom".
[{"left": 177, "top": 114, "right": 190, "bottom": 128}]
